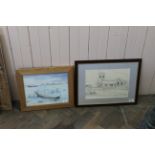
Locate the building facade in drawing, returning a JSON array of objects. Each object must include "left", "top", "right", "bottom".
[{"left": 85, "top": 69, "right": 130, "bottom": 99}]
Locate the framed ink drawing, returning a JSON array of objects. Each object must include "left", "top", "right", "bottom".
[
  {"left": 75, "top": 59, "right": 141, "bottom": 106},
  {"left": 16, "top": 66, "right": 74, "bottom": 111}
]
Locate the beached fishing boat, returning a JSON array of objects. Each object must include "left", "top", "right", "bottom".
[
  {"left": 27, "top": 84, "right": 39, "bottom": 87},
  {"left": 35, "top": 89, "right": 61, "bottom": 100}
]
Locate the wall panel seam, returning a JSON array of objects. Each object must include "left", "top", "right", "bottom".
[
  {"left": 69, "top": 26, "right": 71, "bottom": 65},
  {"left": 37, "top": 28, "right": 43, "bottom": 66},
  {"left": 105, "top": 26, "right": 110, "bottom": 59},
  {"left": 27, "top": 26, "right": 34, "bottom": 67},
  {"left": 58, "top": 29, "right": 61, "bottom": 65},
  {"left": 88, "top": 26, "right": 90, "bottom": 60},
  {"left": 17, "top": 27, "right": 25, "bottom": 68},
  {"left": 48, "top": 26, "right": 52, "bottom": 66},
  {"left": 123, "top": 26, "right": 129, "bottom": 58},
  {"left": 141, "top": 26, "right": 149, "bottom": 58}
]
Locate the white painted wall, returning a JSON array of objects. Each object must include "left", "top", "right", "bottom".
[{"left": 0, "top": 26, "right": 155, "bottom": 100}]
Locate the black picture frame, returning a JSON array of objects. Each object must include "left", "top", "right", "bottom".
[{"left": 75, "top": 59, "right": 142, "bottom": 107}]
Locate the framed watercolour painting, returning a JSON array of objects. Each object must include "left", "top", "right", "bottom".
[
  {"left": 75, "top": 59, "right": 142, "bottom": 106},
  {"left": 16, "top": 66, "right": 74, "bottom": 111}
]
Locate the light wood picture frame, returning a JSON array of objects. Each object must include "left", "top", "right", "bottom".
[{"left": 16, "top": 66, "right": 74, "bottom": 111}]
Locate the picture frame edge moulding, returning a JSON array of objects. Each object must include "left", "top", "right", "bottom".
[
  {"left": 75, "top": 59, "right": 142, "bottom": 107},
  {"left": 16, "top": 66, "right": 74, "bottom": 111}
]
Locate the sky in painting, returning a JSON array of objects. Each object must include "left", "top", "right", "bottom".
[{"left": 23, "top": 72, "right": 68, "bottom": 86}]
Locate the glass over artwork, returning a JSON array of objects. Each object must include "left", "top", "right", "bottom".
[
  {"left": 85, "top": 68, "right": 130, "bottom": 99},
  {"left": 23, "top": 73, "right": 69, "bottom": 106}
]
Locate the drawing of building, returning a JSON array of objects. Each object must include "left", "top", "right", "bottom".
[{"left": 86, "top": 72, "right": 128, "bottom": 95}]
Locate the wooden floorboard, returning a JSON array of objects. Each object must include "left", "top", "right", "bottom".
[{"left": 0, "top": 95, "right": 155, "bottom": 129}]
